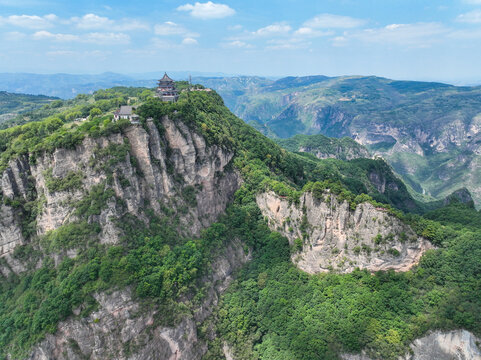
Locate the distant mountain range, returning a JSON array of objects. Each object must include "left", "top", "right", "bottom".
[
  {"left": 0, "top": 91, "right": 58, "bottom": 123},
  {"left": 0, "top": 71, "right": 238, "bottom": 99},
  {"left": 0, "top": 72, "right": 155, "bottom": 99}
]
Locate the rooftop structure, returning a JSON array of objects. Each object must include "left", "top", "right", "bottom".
[
  {"left": 156, "top": 73, "right": 179, "bottom": 102},
  {"left": 114, "top": 105, "right": 140, "bottom": 124}
]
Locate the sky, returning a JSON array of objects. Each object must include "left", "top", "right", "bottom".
[{"left": 1, "top": 0, "right": 481, "bottom": 83}]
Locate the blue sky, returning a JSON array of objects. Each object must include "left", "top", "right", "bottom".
[{"left": 1, "top": 0, "right": 481, "bottom": 82}]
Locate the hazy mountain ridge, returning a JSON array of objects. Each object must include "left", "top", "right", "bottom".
[
  {"left": 0, "top": 72, "right": 240, "bottom": 100},
  {"left": 0, "top": 91, "right": 58, "bottom": 124}
]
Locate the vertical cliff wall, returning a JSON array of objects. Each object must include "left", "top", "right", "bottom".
[
  {"left": 0, "top": 116, "right": 239, "bottom": 273},
  {"left": 257, "top": 191, "right": 432, "bottom": 274},
  {"left": 0, "top": 115, "right": 244, "bottom": 359}
]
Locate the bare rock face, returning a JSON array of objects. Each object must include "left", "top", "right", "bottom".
[
  {"left": 0, "top": 157, "right": 31, "bottom": 257},
  {"left": 342, "top": 330, "right": 481, "bottom": 360},
  {"left": 257, "top": 191, "right": 432, "bottom": 274},
  {"left": 0, "top": 114, "right": 245, "bottom": 359},
  {"left": 0, "top": 202, "right": 25, "bottom": 257},
  {"left": 29, "top": 239, "right": 250, "bottom": 360},
  {"left": 0, "top": 116, "right": 240, "bottom": 269}
]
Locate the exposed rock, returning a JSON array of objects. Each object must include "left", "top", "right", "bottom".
[
  {"left": 342, "top": 330, "right": 481, "bottom": 360},
  {"left": 443, "top": 188, "right": 474, "bottom": 206},
  {"left": 0, "top": 116, "right": 240, "bottom": 268},
  {"left": 257, "top": 191, "right": 432, "bottom": 274},
  {"left": 0, "top": 114, "right": 244, "bottom": 358},
  {"left": 1, "top": 157, "right": 31, "bottom": 200},
  {"left": 299, "top": 145, "right": 370, "bottom": 160},
  {"left": 0, "top": 202, "right": 24, "bottom": 257},
  {"left": 29, "top": 239, "right": 250, "bottom": 360}
]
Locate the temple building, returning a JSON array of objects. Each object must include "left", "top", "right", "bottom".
[
  {"left": 156, "top": 73, "right": 179, "bottom": 102},
  {"left": 114, "top": 106, "right": 140, "bottom": 124}
]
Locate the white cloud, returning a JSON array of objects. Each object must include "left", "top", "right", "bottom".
[
  {"left": 253, "top": 23, "right": 292, "bottom": 37},
  {"left": 0, "top": 14, "right": 57, "bottom": 29},
  {"left": 154, "top": 21, "right": 199, "bottom": 37},
  {"left": 294, "top": 27, "right": 333, "bottom": 38},
  {"left": 33, "top": 30, "right": 79, "bottom": 41},
  {"left": 182, "top": 37, "right": 198, "bottom": 45},
  {"left": 45, "top": 49, "right": 111, "bottom": 58},
  {"left": 304, "top": 14, "right": 366, "bottom": 29},
  {"left": 463, "top": 0, "right": 481, "bottom": 4},
  {"left": 85, "top": 32, "right": 130, "bottom": 44},
  {"left": 449, "top": 27, "right": 481, "bottom": 39},
  {"left": 457, "top": 10, "right": 481, "bottom": 24},
  {"left": 33, "top": 30, "right": 130, "bottom": 44},
  {"left": 71, "top": 13, "right": 149, "bottom": 31},
  {"left": 155, "top": 21, "right": 186, "bottom": 35},
  {"left": 46, "top": 50, "right": 76, "bottom": 56},
  {"left": 177, "top": 1, "right": 235, "bottom": 19},
  {"left": 334, "top": 22, "right": 448, "bottom": 47},
  {"left": 114, "top": 20, "right": 149, "bottom": 31},
  {"left": 222, "top": 40, "right": 252, "bottom": 48},
  {"left": 72, "top": 13, "right": 112, "bottom": 29},
  {"left": 266, "top": 37, "right": 310, "bottom": 50}
]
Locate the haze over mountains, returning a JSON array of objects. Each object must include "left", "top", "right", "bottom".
[{"left": 0, "top": 72, "right": 238, "bottom": 99}]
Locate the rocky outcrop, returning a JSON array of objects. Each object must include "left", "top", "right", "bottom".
[
  {"left": 299, "top": 145, "right": 370, "bottom": 161},
  {"left": 342, "top": 330, "right": 481, "bottom": 360},
  {"left": 0, "top": 113, "right": 245, "bottom": 359},
  {"left": 257, "top": 191, "right": 432, "bottom": 274},
  {"left": 0, "top": 116, "right": 240, "bottom": 272},
  {"left": 443, "top": 188, "right": 474, "bottom": 206},
  {"left": 0, "top": 202, "right": 25, "bottom": 257},
  {"left": 29, "top": 239, "right": 250, "bottom": 360}
]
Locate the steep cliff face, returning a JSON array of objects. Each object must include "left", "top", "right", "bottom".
[
  {"left": 29, "top": 240, "right": 250, "bottom": 360},
  {"left": 0, "top": 114, "right": 243, "bottom": 359},
  {"left": 257, "top": 191, "right": 431, "bottom": 274},
  {"left": 342, "top": 330, "right": 481, "bottom": 360},
  {"left": 0, "top": 157, "right": 31, "bottom": 258},
  {"left": 0, "top": 115, "right": 239, "bottom": 274}
]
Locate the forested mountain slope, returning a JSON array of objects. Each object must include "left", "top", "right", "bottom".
[
  {"left": 199, "top": 75, "right": 481, "bottom": 207},
  {"left": 275, "top": 133, "right": 371, "bottom": 161},
  {"left": 0, "top": 92, "right": 57, "bottom": 125},
  {"left": 0, "top": 86, "right": 480, "bottom": 360}
]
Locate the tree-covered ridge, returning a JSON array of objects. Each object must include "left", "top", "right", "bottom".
[
  {"left": 275, "top": 133, "right": 370, "bottom": 161},
  {"left": 0, "top": 92, "right": 58, "bottom": 126},
  {"left": 0, "top": 86, "right": 155, "bottom": 130},
  {"left": 0, "top": 87, "right": 156, "bottom": 172},
  {"left": 0, "top": 86, "right": 480, "bottom": 360}
]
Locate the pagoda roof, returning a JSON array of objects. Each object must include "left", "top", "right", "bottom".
[{"left": 159, "top": 72, "right": 174, "bottom": 82}]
